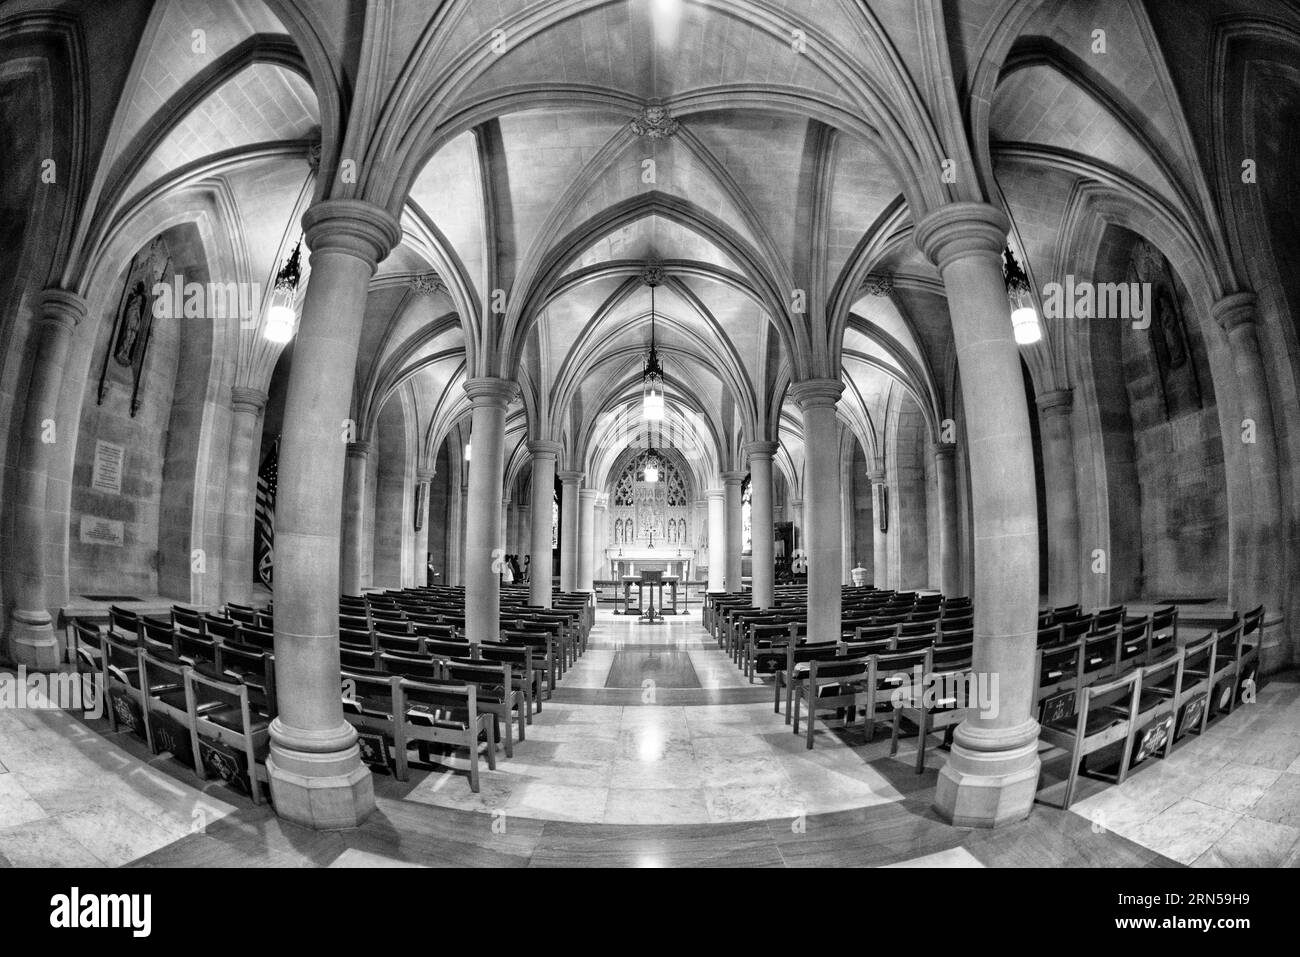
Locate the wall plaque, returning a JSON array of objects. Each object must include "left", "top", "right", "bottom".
[
  {"left": 79, "top": 515, "right": 125, "bottom": 547},
  {"left": 91, "top": 440, "right": 125, "bottom": 494}
]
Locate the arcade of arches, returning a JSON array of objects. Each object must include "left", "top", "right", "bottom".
[{"left": 1, "top": 0, "right": 1298, "bottom": 868}]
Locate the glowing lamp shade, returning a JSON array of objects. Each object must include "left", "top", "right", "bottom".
[
  {"left": 264, "top": 302, "right": 296, "bottom": 343},
  {"left": 643, "top": 379, "right": 665, "bottom": 421},
  {"left": 644, "top": 459, "right": 660, "bottom": 483},
  {"left": 1011, "top": 303, "right": 1042, "bottom": 345}
]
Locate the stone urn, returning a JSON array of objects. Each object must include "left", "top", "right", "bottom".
[{"left": 851, "top": 565, "right": 869, "bottom": 587}]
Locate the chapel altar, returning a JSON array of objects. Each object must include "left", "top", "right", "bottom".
[{"left": 603, "top": 448, "right": 695, "bottom": 580}]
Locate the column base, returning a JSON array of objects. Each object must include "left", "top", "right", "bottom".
[
  {"left": 933, "top": 718, "right": 1041, "bottom": 828},
  {"left": 8, "top": 609, "right": 61, "bottom": 670},
  {"left": 267, "top": 721, "right": 375, "bottom": 829}
]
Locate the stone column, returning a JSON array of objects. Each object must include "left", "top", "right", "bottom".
[
  {"left": 517, "top": 504, "right": 532, "bottom": 565},
  {"left": 267, "top": 199, "right": 401, "bottom": 829},
  {"left": 506, "top": 496, "right": 521, "bottom": 555},
  {"left": 527, "top": 442, "right": 560, "bottom": 606},
  {"left": 7, "top": 289, "right": 86, "bottom": 668},
  {"left": 840, "top": 459, "right": 855, "bottom": 585},
  {"left": 744, "top": 442, "right": 778, "bottom": 608},
  {"left": 220, "top": 386, "right": 267, "bottom": 607},
  {"left": 721, "top": 470, "right": 745, "bottom": 592},
  {"left": 915, "top": 202, "right": 1040, "bottom": 828},
  {"left": 1213, "top": 293, "right": 1286, "bottom": 668},
  {"left": 578, "top": 488, "right": 597, "bottom": 592},
  {"left": 706, "top": 488, "right": 726, "bottom": 591},
  {"left": 868, "top": 468, "right": 889, "bottom": 589},
  {"left": 1035, "top": 390, "right": 1080, "bottom": 607},
  {"left": 449, "top": 482, "right": 467, "bottom": 586},
  {"left": 415, "top": 466, "right": 434, "bottom": 586},
  {"left": 463, "top": 379, "right": 518, "bottom": 644},
  {"left": 593, "top": 494, "right": 608, "bottom": 584},
  {"left": 339, "top": 441, "right": 371, "bottom": 597},
  {"left": 790, "top": 380, "right": 844, "bottom": 644},
  {"left": 557, "top": 470, "right": 583, "bottom": 592},
  {"left": 788, "top": 498, "right": 803, "bottom": 552},
  {"left": 934, "top": 443, "right": 962, "bottom": 598}
]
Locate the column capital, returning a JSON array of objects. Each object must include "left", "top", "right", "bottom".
[
  {"left": 788, "top": 378, "right": 844, "bottom": 411},
  {"left": 416, "top": 466, "right": 436, "bottom": 482},
  {"left": 345, "top": 440, "right": 372, "bottom": 459},
  {"left": 790, "top": 497, "right": 803, "bottom": 508},
  {"left": 557, "top": 470, "right": 584, "bottom": 484},
  {"left": 595, "top": 494, "right": 609, "bottom": 509},
  {"left": 743, "top": 439, "right": 780, "bottom": 460},
  {"left": 867, "top": 469, "right": 887, "bottom": 485},
  {"left": 720, "top": 470, "right": 747, "bottom": 485},
  {"left": 302, "top": 199, "right": 402, "bottom": 270},
  {"left": 1212, "top": 292, "right": 1257, "bottom": 335},
  {"left": 579, "top": 488, "right": 599, "bottom": 503},
  {"left": 463, "top": 376, "right": 519, "bottom": 409},
  {"left": 1036, "top": 387, "right": 1074, "bottom": 417},
  {"left": 932, "top": 443, "right": 957, "bottom": 461},
  {"left": 913, "top": 202, "right": 1010, "bottom": 272},
  {"left": 526, "top": 439, "right": 563, "bottom": 458},
  {"left": 231, "top": 386, "right": 268, "bottom": 414},
  {"left": 706, "top": 487, "right": 726, "bottom": 501},
  {"left": 38, "top": 288, "right": 88, "bottom": 332}
]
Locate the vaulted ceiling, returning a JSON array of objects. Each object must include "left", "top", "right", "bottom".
[{"left": 41, "top": 0, "right": 1272, "bottom": 499}]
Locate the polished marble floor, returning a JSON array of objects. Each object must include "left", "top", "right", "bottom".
[{"left": 1, "top": 609, "right": 1297, "bottom": 867}]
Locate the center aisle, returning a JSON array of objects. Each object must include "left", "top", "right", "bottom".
[{"left": 402, "top": 609, "right": 922, "bottom": 824}]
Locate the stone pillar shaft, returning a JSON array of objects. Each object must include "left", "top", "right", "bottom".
[
  {"left": 415, "top": 466, "right": 434, "bottom": 586},
  {"left": 791, "top": 380, "right": 844, "bottom": 644},
  {"left": 577, "top": 488, "right": 597, "bottom": 593},
  {"left": 934, "top": 444, "right": 962, "bottom": 598},
  {"left": 706, "top": 488, "right": 726, "bottom": 592},
  {"left": 222, "top": 387, "right": 268, "bottom": 607},
  {"left": 721, "top": 471, "right": 745, "bottom": 592},
  {"left": 557, "top": 470, "right": 583, "bottom": 592},
  {"left": 840, "top": 463, "right": 854, "bottom": 585},
  {"left": 340, "top": 441, "right": 371, "bottom": 597},
  {"left": 463, "top": 379, "right": 518, "bottom": 644},
  {"left": 268, "top": 199, "right": 401, "bottom": 829},
  {"left": 915, "top": 202, "right": 1040, "bottom": 828},
  {"left": 8, "top": 290, "right": 86, "bottom": 668},
  {"left": 528, "top": 441, "right": 561, "bottom": 607},
  {"left": 1036, "top": 390, "right": 1080, "bottom": 607},
  {"left": 1214, "top": 293, "right": 1284, "bottom": 667},
  {"left": 869, "top": 469, "right": 888, "bottom": 589},
  {"left": 745, "top": 442, "right": 778, "bottom": 608}
]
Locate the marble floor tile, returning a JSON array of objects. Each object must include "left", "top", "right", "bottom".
[
  {"left": 704, "top": 780, "right": 803, "bottom": 823},
  {"left": 0, "top": 774, "right": 48, "bottom": 828},
  {"left": 1245, "top": 772, "right": 1300, "bottom": 828},
  {"left": 604, "top": 787, "right": 710, "bottom": 825},
  {"left": 503, "top": 782, "right": 610, "bottom": 822},
  {"left": 0, "top": 817, "right": 108, "bottom": 867},
  {"left": 1129, "top": 799, "right": 1241, "bottom": 865},
  {"left": 328, "top": 847, "right": 429, "bottom": 867},
  {"left": 884, "top": 846, "right": 985, "bottom": 868},
  {"left": 1192, "top": 815, "right": 1300, "bottom": 868},
  {"left": 1188, "top": 762, "right": 1280, "bottom": 813}
]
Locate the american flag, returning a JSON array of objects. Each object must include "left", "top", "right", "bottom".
[{"left": 254, "top": 437, "right": 279, "bottom": 588}]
